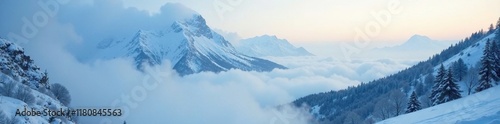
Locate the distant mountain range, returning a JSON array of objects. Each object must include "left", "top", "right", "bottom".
[
  {"left": 93, "top": 4, "right": 286, "bottom": 76},
  {"left": 360, "top": 35, "right": 455, "bottom": 60},
  {"left": 377, "top": 35, "right": 450, "bottom": 51},
  {"left": 235, "top": 35, "right": 314, "bottom": 57}
]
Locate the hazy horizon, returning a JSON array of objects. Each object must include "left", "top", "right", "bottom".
[
  {"left": 120, "top": 0, "right": 500, "bottom": 43},
  {"left": 1, "top": 1, "right": 499, "bottom": 124}
]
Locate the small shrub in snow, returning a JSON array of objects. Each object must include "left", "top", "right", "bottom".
[{"left": 50, "top": 83, "right": 71, "bottom": 106}]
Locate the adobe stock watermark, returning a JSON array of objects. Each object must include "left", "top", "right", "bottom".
[
  {"left": 340, "top": 0, "right": 404, "bottom": 61},
  {"left": 213, "top": 0, "right": 244, "bottom": 20},
  {"left": 6, "top": 0, "right": 70, "bottom": 45},
  {"left": 99, "top": 66, "right": 170, "bottom": 124}
]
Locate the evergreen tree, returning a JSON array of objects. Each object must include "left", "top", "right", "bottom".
[
  {"left": 442, "top": 68, "right": 462, "bottom": 101},
  {"left": 452, "top": 58, "right": 468, "bottom": 81},
  {"left": 488, "top": 24, "right": 495, "bottom": 34},
  {"left": 491, "top": 41, "right": 500, "bottom": 80},
  {"left": 476, "top": 40, "right": 497, "bottom": 92},
  {"left": 406, "top": 91, "right": 421, "bottom": 113},
  {"left": 496, "top": 17, "right": 500, "bottom": 42},
  {"left": 431, "top": 66, "right": 461, "bottom": 105},
  {"left": 430, "top": 64, "right": 446, "bottom": 106}
]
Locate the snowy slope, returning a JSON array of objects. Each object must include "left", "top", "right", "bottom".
[
  {"left": 235, "top": 35, "right": 313, "bottom": 57},
  {"left": 440, "top": 34, "right": 496, "bottom": 69},
  {"left": 0, "top": 39, "right": 74, "bottom": 124},
  {"left": 378, "top": 32, "right": 499, "bottom": 124},
  {"left": 0, "top": 39, "right": 45, "bottom": 89},
  {"left": 378, "top": 86, "right": 500, "bottom": 124},
  {"left": 292, "top": 30, "right": 496, "bottom": 123},
  {"left": 94, "top": 6, "right": 286, "bottom": 76}
]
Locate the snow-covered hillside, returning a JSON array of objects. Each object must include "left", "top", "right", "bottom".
[
  {"left": 235, "top": 35, "right": 313, "bottom": 57},
  {"left": 94, "top": 5, "right": 286, "bottom": 76},
  {"left": 0, "top": 39, "right": 75, "bottom": 124},
  {"left": 292, "top": 29, "right": 496, "bottom": 123},
  {"left": 378, "top": 86, "right": 500, "bottom": 124},
  {"left": 441, "top": 34, "right": 496, "bottom": 69},
  {"left": 377, "top": 32, "right": 500, "bottom": 124}
]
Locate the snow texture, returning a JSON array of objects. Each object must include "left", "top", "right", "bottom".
[
  {"left": 379, "top": 86, "right": 500, "bottom": 124},
  {"left": 0, "top": 39, "right": 74, "bottom": 124}
]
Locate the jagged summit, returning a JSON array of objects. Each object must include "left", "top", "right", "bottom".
[{"left": 95, "top": 14, "right": 286, "bottom": 76}]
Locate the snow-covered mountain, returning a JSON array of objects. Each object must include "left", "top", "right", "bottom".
[
  {"left": 381, "top": 35, "right": 449, "bottom": 51},
  {"left": 366, "top": 35, "right": 454, "bottom": 60},
  {"left": 94, "top": 6, "right": 286, "bottom": 76},
  {"left": 235, "top": 35, "right": 313, "bottom": 57},
  {"left": 0, "top": 39, "right": 75, "bottom": 124}
]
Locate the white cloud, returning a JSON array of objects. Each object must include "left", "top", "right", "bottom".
[
  {"left": 265, "top": 56, "right": 413, "bottom": 83},
  {"left": 27, "top": 50, "right": 323, "bottom": 123},
  {"left": 0, "top": 1, "right": 416, "bottom": 123}
]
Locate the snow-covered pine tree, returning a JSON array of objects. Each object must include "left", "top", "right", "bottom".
[
  {"left": 431, "top": 66, "right": 461, "bottom": 105},
  {"left": 452, "top": 58, "right": 468, "bottom": 81},
  {"left": 406, "top": 91, "right": 421, "bottom": 113},
  {"left": 495, "top": 17, "right": 500, "bottom": 42},
  {"left": 430, "top": 64, "right": 446, "bottom": 106},
  {"left": 490, "top": 41, "right": 500, "bottom": 81},
  {"left": 442, "top": 68, "right": 462, "bottom": 102},
  {"left": 476, "top": 40, "right": 497, "bottom": 92}
]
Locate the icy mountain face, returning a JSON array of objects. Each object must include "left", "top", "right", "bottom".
[
  {"left": 96, "top": 15, "right": 286, "bottom": 76},
  {"left": 0, "top": 39, "right": 75, "bottom": 124},
  {"left": 235, "top": 35, "right": 314, "bottom": 57}
]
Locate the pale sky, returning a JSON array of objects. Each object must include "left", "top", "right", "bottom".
[
  {"left": 120, "top": 0, "right": 500, "bottom": 43},
  {"left": 2, "top": 0, "right": 494, "bottom": 44}
]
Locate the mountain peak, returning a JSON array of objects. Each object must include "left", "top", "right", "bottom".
[
  {"left": 172, "top": 15, "right": 213, "bottom": 39},
  {"left": 407, "top": 34, "right": 432, "bottom": 43},
  {"left": 94, "top": 14, "right": 285, "bottom": 76},
  {"left": 258, "top": 35, "right": 278, "bottom": 39}
]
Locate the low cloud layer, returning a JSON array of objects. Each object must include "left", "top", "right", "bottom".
[
  {"left": 265, "top": 56, "right": 413, "bottom": 83},
  {"left": 25, "top": 43, "right": 325, "bottom": 123},
  {"left": 0, "top": 0, "right": 414, "bottom": 123}
]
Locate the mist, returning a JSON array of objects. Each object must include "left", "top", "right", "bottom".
[{"left": 0, "top": 0, "right": 414, "bottom": 123}]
